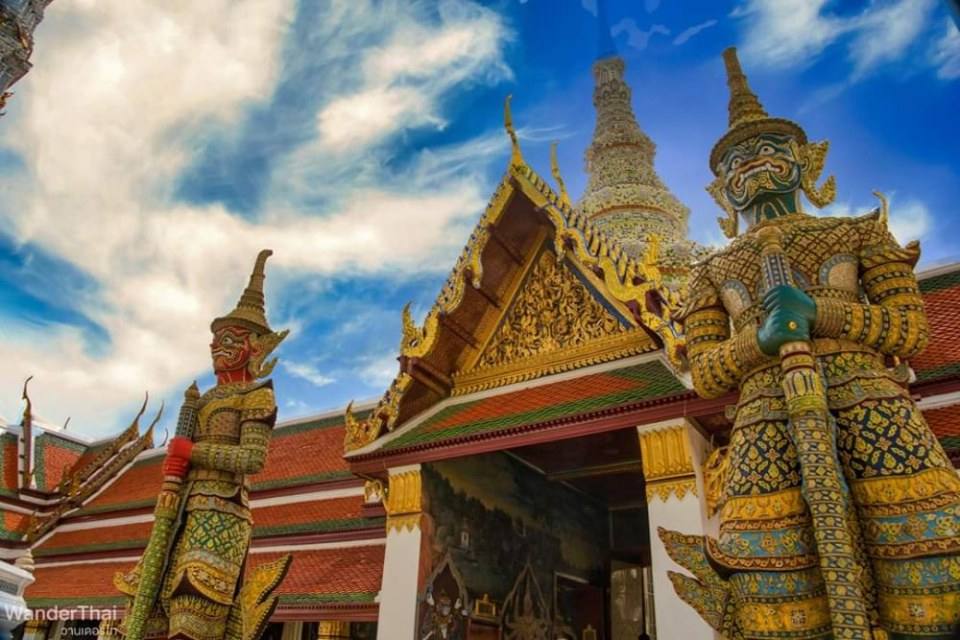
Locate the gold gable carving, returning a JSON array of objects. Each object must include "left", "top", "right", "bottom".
[{"left": 453, "top": 251, "right": 654, "bottom": 394}]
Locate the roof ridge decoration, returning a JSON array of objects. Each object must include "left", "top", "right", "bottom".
[
  {"left": 24, "top": 401, "right": 161, "bottom": 543},
  {"left": 344, "top": 99, "right": 687, "bottom": 454}
]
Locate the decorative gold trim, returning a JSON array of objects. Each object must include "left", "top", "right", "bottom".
[
  {"left": 703, "top": 446, "right": 729, "bottom": 517},
  {"left": 385, "top": 469, "right": 422, "bottom": 533},
  {"left": 646, "top": 477, "right": 697, "bottom": 503},
  {"left": 453, "top": 329, "right": 655, "bottom": 395},
  {"left": 851, "top": 467, "right": 960, "bottom": 506},
  {"left": 638, "top": 425, "right": 695, "bottom": 480},
  {"left": 363, "top": 479, "right": 384, "bottom": 505},
  {"left": 720, "top": 487, "right": 807, "bottom": 522}
]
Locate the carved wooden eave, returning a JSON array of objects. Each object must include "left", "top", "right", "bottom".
[{"left": 344, "top": 158, "right": 688, "bottom": 455}]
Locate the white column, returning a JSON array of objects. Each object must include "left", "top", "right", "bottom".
[
  {"left": 376, "top": 464, "right": 424, "bottom": 640},
  {"left": 638, "top": 419, "right": 717, "bottom": 640}
]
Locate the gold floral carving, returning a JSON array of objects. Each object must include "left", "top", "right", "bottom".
[
  {"left": 703, "top": 446, "right": 729, "bottom": 517},
  {"left": 385, "top": 469, "right": 422, "bottom": 533},
  {"left": 363, "top": 479, "right": 384, "bottom": 505},
  {"left": 646, "top": 478, "right": 698, "bottom": 503},
  {"left": 639, "top": 426, "right": 698, "bottom": 503},
  {"left": 477, "top": 252, "right": 625, "bottom": 364}
]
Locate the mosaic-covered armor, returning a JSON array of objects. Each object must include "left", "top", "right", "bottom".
[
  {"left": 663, "top": 49, "right": 960, "bottom": 640},
  {"left": 115, "top": 251, "right": 291, "bottom": 640}
]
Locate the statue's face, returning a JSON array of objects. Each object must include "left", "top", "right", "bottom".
[
  {"left": 719, "top": 133, "right": 800, "bottom": 212},
  {"left": 210, "top": 325, "right": 254, "bottom": 374}
]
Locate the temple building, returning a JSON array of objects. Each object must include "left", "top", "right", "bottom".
[{"left": 3, "top": 44, "right": 960, "bottom": 640}]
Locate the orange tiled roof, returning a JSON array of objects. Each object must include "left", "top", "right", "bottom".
[
  {"left": 916, "top": 268, "right": 960, "bottom": 384},
  {"left": 77, "top": 455, "right": 164, "bottom": 515},
  {"left": 74, "top": 416, "right": 356, "bottom": 516},
  {"left": 252, "top": 546, "right": 384, "bottom": 604},
  {"left": 925, "top": 403, "right": 960, "bottom": 454},
  {"left": 26, "top": 560, "right": 131, "bottom": 607},
  {"left": 26, "top": 545, "right": 385, "bottom": 608},
  {"left": 35, "top": 520, "right": 154, "bottom": 557},
  {"left": 251, "top": 417, "right": 353, "bottom": 491}
]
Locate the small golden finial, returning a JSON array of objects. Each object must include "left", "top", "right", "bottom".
[
  {"left": 550, "top": 142, "right": 572, "bottom": 208},
  {"left": 504, "top": 95, "right": 524, "bottom": 168},
  {"left": 20, "top": 375, "right": 33, "bottom": 427},
  {"left": 873, "top": 190, "right": 890, "bottom": 228},
  {"left": 722, "top": 47, "right": 767, "bottom": 128}
]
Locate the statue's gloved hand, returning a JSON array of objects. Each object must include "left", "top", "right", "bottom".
[
  {"left": 758, "top": 285, "right": 816, "bottom": 356},
  {"left": 163, "top": 436, "right": 194, "bottom": 478}
]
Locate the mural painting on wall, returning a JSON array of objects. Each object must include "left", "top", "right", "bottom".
[
  {"left": 421, "top": 453, "right": 607, "bottom": 611},
  {"left": 419, "top": 553, "right": 470, "bottom": 640},
  {"left": 502, "top": 563, "right": 550, "bottom": 640}
]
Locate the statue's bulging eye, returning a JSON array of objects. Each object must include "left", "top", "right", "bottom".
[
  {"left": 730, "top": 157, "right": 742, "bottom": 169},
  {"left": 760, "top": 144, "right": 775, "bottom": 155}
]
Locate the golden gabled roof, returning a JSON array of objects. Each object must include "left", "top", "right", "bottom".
[{"left": 343, "top": 99, "right": 688, "bottom": 454}]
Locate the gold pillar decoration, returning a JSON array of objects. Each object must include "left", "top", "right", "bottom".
[
  {"left": 317, "top": 621, "right": 350, "bottom": 639},
  {"left": 363, "top": 479, "right": 385, "bottom": 505},
  {"left": 385, "top": 468, "right": 423, "bottom": 533},
  {"left": 638, "top": 425, "right": 697, "bottom": 503}
]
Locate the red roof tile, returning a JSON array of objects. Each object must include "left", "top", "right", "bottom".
[
  {"left": 3, "top": 437, "right": 18, "bottom": 492},
  {"left": 251, "top": 418, "right": 352, "bottom": 490},
  {"left": 26, "top": 545, "right": 385, "bottom": 607},
  {"left": 37, "top": 442, "right": 83, "bottom": 491},
  {"left": 77, "top": 455, "right": 164, "bottom": 514},
  {"left": 382, "top": 360, "right": 685, "bottom": 452},
  {"left": 27, "top": 560, "right": 131, "bottom": 606},
  {"left": 35, "top": 521, "right": 154, "bottom": 557},
  {"left": 251, "top": 546, "right": 384, "bottom": 603},
  {"left": 925, "top": 403, "right": 960, "bottom": 454},
  {"left": 915, "top": 269, "right": 960, "bottom": 383}
]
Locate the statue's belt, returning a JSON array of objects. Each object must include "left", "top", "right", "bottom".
[{"left": 187, "top": 468, "right": 244, "bottom": 484}]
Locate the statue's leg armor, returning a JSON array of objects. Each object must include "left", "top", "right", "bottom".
[
  {"left": 718, "top": 415, "right": 832, "bottom": 639},
  {"left": 834, "top": 395, "right": 960, "bottom": 639},
  {"left": 163, "top": 501, "right": 253, "bottom": 640}
]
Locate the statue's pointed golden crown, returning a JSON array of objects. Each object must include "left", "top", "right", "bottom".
[
  {"left": 710, "top": 47, "right": 806, "bottom": 172},
  {"left": 211, "top": 249, "right": 275, "bottom": 334}
]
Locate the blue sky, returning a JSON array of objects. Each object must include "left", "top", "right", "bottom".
[{"left": 1, "top": 0, "right": 958, "bottom": 439}]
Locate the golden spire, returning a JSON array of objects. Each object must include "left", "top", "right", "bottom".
[
  {"left": 504, "top": 94, "right": 524, "bottom": 168},
  {"left": 576, "top": 54, "right": 690, "bottom": 257},
  {"left": 710, "top": 47, "right": 806, "bottom": 172},
  {"left": 212, "top": 249, "right": 275, "bottom": 334},
  {"left": 722, "top": 47, "right": 767, "bottom": 127},
  {"left": 550, "top": 142, "right": 571, "bottom": 209}
]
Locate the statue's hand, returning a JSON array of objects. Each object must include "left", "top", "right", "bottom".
[
  {"left": 758, "top": 285, "right": 816, "bottom": 356},
  {"left": 163, "top": 436, "right": 194, "bottom": 479}
]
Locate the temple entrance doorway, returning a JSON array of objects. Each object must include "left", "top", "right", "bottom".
[{"left": 419, "top": 426, "right": 654, "bottom": 640}]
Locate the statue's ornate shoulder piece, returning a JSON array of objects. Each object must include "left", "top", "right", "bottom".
[
  {"left": 852, "top": 207, "right": 922, "bottom": 268},
  {"left": 676, "top": 263, "right": 720, "bottom": 322}
]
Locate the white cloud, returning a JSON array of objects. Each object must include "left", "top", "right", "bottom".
[
  {"left": 930, "top": 18, "right": 960, "bottom": 79},
  {"left": 673, "top": 19, "right": 718, "bottom": 46},
  {"left": 581, "top": 0, "right": 597, "bottom": 17},
  {"left": 315, "top": 1, "right": 511, "bottom": 152},
  {"left": 611, "top": 19, "right": 670, "bottom": 51},
  {"left": 821, "top": 195, "right": 932, "bottom": 245},
  {"left": 283, "top": 361, "right": 336, "bottom": 388},
  {"left": 734, "top": 0, "right": 937, "bottom": 76},
  {"left": 0, "top": 0, "right": 513, "bottom": 436},
  {"left": 357, "top": 353, "right": 401, "bottom": 388}
]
